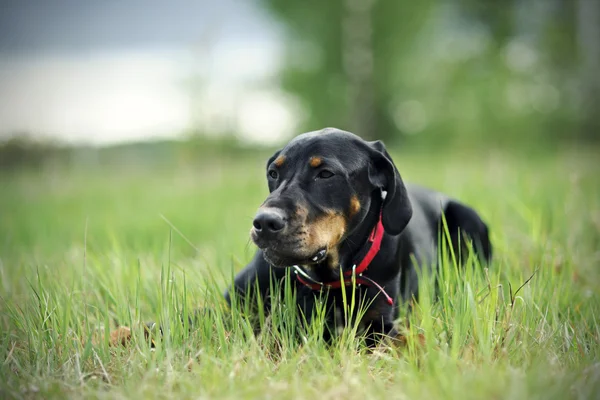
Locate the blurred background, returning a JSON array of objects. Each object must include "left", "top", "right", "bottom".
[
  {"left": 0, "top": 0, "right": 599, "bottom": 322},
  {"left": 1, "top": 0, "right": 599, "bottom": 166}
]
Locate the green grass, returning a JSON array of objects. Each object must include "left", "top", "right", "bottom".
[{"left": 1, "top": 146, "right": 599, "bottom": 399}]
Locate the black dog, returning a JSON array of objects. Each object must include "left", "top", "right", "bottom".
[
  {"left": 224, "top": 127, "right": 491, "bottom": 345},
  {"left": 110, "top": 127, "right": 491, "bottom": 347}
]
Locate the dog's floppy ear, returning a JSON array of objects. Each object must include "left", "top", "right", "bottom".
[{"left": 366, "top": 140, "right": 412, "bottom": 235}]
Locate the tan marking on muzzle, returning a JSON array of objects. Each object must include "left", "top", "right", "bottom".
[
  {"left": 307, "top": 211, "right": 346, "bottom": 268},
  {"left": 274, "top": 155, "right": 286, "bottom": 167},
  {"left": 349, "top": 195, "right": 361, "bottom": 217},
  {"left": 309, "top": 156, "right": 322, "bottom": 168}
]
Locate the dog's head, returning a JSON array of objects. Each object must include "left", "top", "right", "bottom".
[{"left": 251, "top": 128, "right": 412, "bottom": 268}]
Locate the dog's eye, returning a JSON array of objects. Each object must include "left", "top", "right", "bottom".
[
  {"left": 317, "top": 170, "right": 334, "bottom": 179},
  {"left": 268, "top": 170, "right": 279, "bottom": 180}
]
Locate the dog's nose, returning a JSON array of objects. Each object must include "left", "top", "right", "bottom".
[{"left": 253, "top": 210, "right": 286, "bottom": 236}]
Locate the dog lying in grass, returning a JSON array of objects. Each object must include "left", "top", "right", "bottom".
[{"left": 110, "top": 127, "right": 491, "bottom": 347}]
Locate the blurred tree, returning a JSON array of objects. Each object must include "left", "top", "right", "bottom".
[
  {"left": 259, "top": 0, "right": 433, "bottom": 142},
  {"left": 461, "top": 0, "right": 515, "bottom": 47},
  {"left": 260, "top": 0, "right": 597, "bottom": 146},
  {"left": 0, "top": 135, "right": 62, "bottom": 170},
  {"left": 576, "top": 0, "right": 600, "bottom": 139}
]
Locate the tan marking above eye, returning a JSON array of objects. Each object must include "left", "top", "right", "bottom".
[
  {"left": 274, "top": 155, "right": 286, "bottom": 167},
  {"left": 349, "top": 195, "right": 361, "bottom": 217},
  {"left": 309, "top": 156, "right": 322, "bottom": 168}
]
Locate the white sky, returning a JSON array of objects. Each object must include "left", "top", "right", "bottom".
[{"left": 0, "top": 0, "right": 298, "bottom": 145}]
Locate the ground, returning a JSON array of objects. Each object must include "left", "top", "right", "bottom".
[{"left": 1, "top": 145, "right": 599, "bottom": 399}]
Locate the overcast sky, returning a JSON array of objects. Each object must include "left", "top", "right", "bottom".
[
  {"left": 0, "top": 0, "right": 295, "bottom": 145},
  {"left": 0, "top": 0, "right": 279, "bottom": 55}
]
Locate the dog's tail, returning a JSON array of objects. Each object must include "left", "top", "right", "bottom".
[{"left": 442, "top": 200, "right": 492, "bottom": 265}]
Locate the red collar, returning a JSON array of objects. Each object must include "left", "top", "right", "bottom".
[{"left": 293, "top": 212, "right": 394, "bottom": 306}]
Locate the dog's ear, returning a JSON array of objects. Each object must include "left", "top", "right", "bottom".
[{"left": 366, "top": 140, "right": 412, "bottom": 235}]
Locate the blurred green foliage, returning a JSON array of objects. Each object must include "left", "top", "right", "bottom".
[
  {"left": 0, "top": 136, "right": 275, "bottom": 170},
  {"left": 0, "top": 136, "right": 63, "bottom": 170},
  {"left": 260, "top": 0, "right": 599, "bottom": 146}
]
